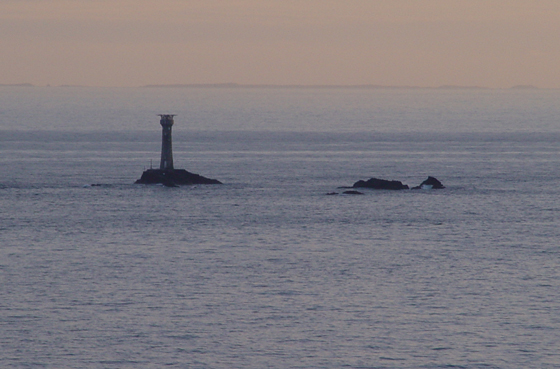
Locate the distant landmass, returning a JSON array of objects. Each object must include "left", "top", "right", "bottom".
[
  {"left": 0, "top": 83, "right": 33, "bottom": 87},
  {"left": 0, "top": 83, "right": 546, "bottom": 89},
  {"left": 143, "top": 83, "right": 542, "bottom": 90},
  {"left": 510, "top": 85, "right": 539, "bottom": 89},
  {"left": 143, "top": 83, "right": 419, "bottom": 89},
  {"left": 437, "top": 85, "right": 489, "bottom": 90}
]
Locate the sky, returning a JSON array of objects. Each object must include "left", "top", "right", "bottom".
[{"left": 1, "top": 0, "right": 559, "bottom": 88}]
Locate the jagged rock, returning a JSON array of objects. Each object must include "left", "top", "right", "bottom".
[
  {"left": 135, "top": 169, "right": 222, "bottom": 186},
  {"left": 411, "top": 176, "right": 445, "bottom": 190},
  {"left": 343, "top": 190, "right": 364, "bottom": 195},
  {"left": 353, "top": 178, "right": 409, "bottom": 190}
]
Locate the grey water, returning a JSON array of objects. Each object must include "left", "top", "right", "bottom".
[{"left": 1, "top": 86, "right": 560, "bottom": 368}]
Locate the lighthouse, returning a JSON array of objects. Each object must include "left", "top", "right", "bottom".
[
  {"left": 135, "top": 115, "right": 222, "bottom": 186},
  {"left": 159, "top": 114, "right": 175, "bottom": 170}
]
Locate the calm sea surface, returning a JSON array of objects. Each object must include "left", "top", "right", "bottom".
[{"left": 1, "top": 86, "right": 560, "bottom": 368}]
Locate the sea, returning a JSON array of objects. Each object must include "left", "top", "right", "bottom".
[{"left": 1, "top": 86, "right": 559, "bottom": 368}]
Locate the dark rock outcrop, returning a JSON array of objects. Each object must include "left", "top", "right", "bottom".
[
  {"left": 343, "top": 190, "right": 364, "bottom": 195},
  {"left": 411, "top": 176, "right": 445, "bottom": 190},
  {"left": 135, "top": 169, "right": 222, "bottom": 186},
  {"left": 353, "top": 178, "right": 409, "bottom": 190}
]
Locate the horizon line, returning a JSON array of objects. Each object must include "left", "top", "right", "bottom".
[
  {"left": 143, "top": 83, "right": 543, "bottom": 90},
  {"left": 0, "top": 82, "right": 548, "bottom": 90}
]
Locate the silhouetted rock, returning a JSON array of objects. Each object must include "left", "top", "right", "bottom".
[
  {"left": 343, "top": 190, "right": 364, "bottom": 195},
  {"left": 353, "top": 178, "right": 409, "bottom": 190},
  {"left": 411, "top": 176, "right": 445, "bottom": 190},
  {"left": 135, "top": 169, "right": 222, "bottom": 186},
  {"left": 326, "top": 192, "right": 339, "bottom": 195}
]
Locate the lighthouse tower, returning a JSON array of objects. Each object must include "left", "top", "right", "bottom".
[
  {"left": 159, "top": 114, "right": 175, "bottom": 170},
  {"left": 135, "top": 115, "right": 221, "bottom": 185}
]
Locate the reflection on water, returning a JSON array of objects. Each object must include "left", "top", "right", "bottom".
[{"left": 1, "top": 87, "right": 560, "bottom": 368}]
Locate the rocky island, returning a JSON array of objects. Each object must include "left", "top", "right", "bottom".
[
  {"left": 351, "top": 176, "right": 444, "bottom": 190},
  {"left": 352, "top": 177, "right": 410, "bottom": 190},
  {"left": 411, "top": 176, "right": 445, "bottom": 190},
  {"left": 329, "top": 176, "right": 445, "bottom": 194}
]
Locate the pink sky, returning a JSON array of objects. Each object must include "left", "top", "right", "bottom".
[{"left": 1, "top": 0, "right": 559, "bottom": 87}]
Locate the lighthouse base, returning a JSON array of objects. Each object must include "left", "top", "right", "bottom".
[{"left": 135, "top": 169, "right": 222, "bottom": 186}]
